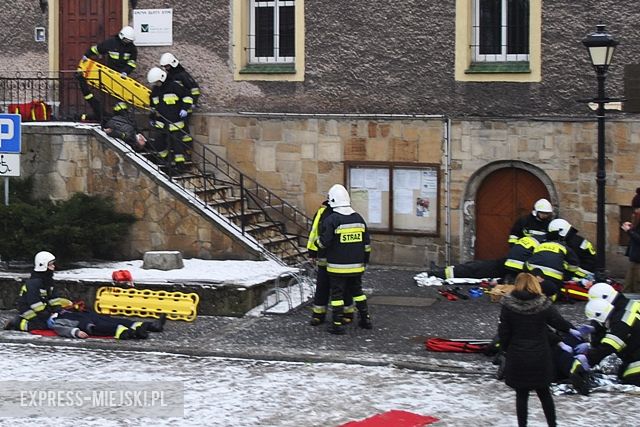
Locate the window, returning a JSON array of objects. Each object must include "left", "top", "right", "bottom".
[
  {"left": 473, "top": 0, "right": 529, "bottom": 62},
  {"left": 232, "top": 0, "right": 305, "bottom": 81},
  {"left": 346, "top": 163, "right": 440, "bottom": 236},
  {"left": 250, "top": 0, "right": 295, "bottom": 64},
  {"left": 454, "top": 0, "right": 540, "bottom": 82}
]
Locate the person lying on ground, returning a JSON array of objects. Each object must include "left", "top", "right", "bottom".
[{"left": 47, "top": 309, "right": 166, "bottom": 340}]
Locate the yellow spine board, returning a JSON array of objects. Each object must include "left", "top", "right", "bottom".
[
  {"left": 94, "top": 286, "right": 200, "bottom": 322},
  {"left": 77, "top": 59, "right": 151, "bottom": 110}
]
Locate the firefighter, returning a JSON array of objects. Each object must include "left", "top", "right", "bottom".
[
  {"left": 77, "top": 25, "right": 138, "bottom": 122},
  {"left": 507, "top": 198, "right": 553, "bottom": 245},
  {"left": 306, "top": 195, "right": 354, "bottom": 326},
  {"left": 146, "top": 66, "right": 193, "bottom": 174},
  {"left": 159, "top": 53, "right": 198, "bottom": 156},
  {"left": 547, "top": 218, "right": 596, "bottom": 280},
  {"left": 48, "top": 310, "right": 166, "bottom": 340},
  {"left": 159, "top": 53, "right": 201, "bottom": 112},
  {"left": 3, "top": 251, "right": 72, "bottom": 332},
  {"left": 570, "top": 284, "right": 640, "bottom": 393},
  {"left": 525, "top": 223, "right": 579, "bottom": 298},
  {"left": 317, "top": 184, "right": 372, "bottom": 335},
  {"left": 503, "top": 235, "right": 541, "bottom": 283}
]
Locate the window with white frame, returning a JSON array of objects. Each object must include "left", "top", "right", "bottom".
[
  {"left": 249, "top": 0, "right": 295, "bottom": 64},
  {"left": 472, "top": 0, "right": 529, "bottom": 62}
]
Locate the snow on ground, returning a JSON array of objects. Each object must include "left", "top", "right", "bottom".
[
  {"left": 55, "top": 259, "right": 299, "bottom": 287},
  {"left": 0, "top": 344, "right": 637, "bottom": 427}
]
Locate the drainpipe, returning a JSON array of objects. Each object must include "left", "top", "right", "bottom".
[{"left": 443, "top": 117, "right": 452, "bottom": 266}]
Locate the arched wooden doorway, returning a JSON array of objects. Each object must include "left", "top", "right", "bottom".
[{"left": 475, "top": 168, "right": 550, "bottom": 260}]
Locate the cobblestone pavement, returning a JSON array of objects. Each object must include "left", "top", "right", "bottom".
[{"left": 0, "top": 266, "right": 587, "bottom": 374}]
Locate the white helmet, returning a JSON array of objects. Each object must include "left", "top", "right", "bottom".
[
  {"left": 327, "top": 184, "right": 351, "bottom": 208},
  {"left": 548, "top": 218, "right": 571, "bottom": 237},
  {"left": 160, "top": 52, "right": 180, "bottom": 68},
  {"left": 532, "top": 198, "right": 553, "bottom": 216},
  {"left": 34, "top": 251, "right": 55, "bottom": 272},
  {"left": 147, "top": 67, "right": 167, "bottom": 84},
  {"left": 588, "top": 282, "right": 618, "bottom": 304},
  {"left": 118, "top": 26, "right": 135, "bottom": 42},
  {"left": 585, "top": 299, "right": 614, "bottom": 324}
]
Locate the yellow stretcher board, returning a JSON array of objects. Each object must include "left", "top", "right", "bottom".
[
  {"left": 77, "top": 58, "right": 150, "bottom": 109},
  {"left": 95, "top": 286, "right": 200, "bottom": 322}
]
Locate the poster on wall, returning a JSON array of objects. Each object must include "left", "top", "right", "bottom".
[{"left": 132, "top": 9, "right": 173, "bottom": 46}]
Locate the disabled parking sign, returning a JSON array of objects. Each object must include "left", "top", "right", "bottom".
[{"left": 0, "top": 114, "right": 21, "bottom": 153}]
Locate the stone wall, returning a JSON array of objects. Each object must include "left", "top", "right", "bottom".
[{"left": 21, "top": 126, "right": 258, "bottom": 261}]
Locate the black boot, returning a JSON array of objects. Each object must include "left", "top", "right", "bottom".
[
  {"left": 147, "top": 314, "right": 167, "bottom": 332},
  {"left": 310, "top": 311, "right": 326, "bottom": 326},
  {"left": 132, "top": 322, "right": 149, "bottom": 339},
  {"left": 328, "top": 306, "right": 345, "bottom": 335},
  {"left": 358, "top": 311, "right": 373, "bottom": 329}
]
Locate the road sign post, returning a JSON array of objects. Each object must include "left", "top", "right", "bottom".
[{"left": 0, "top": 113, "right": 22, "bottom": 206}]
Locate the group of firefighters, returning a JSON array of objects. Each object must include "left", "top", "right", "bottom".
[
  {"left": 429, "top": 198, "right": 597, "bottom": 300},
  {"left": 78, "top": 25, "right": 201, "bottom": 173}
]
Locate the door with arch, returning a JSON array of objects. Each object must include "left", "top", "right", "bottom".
[
  {"left": 475, "top": 168, "right": 550, "bottom": 260},
  {"left": 58, "top": 0, "right": 123, "bottom": 117}
]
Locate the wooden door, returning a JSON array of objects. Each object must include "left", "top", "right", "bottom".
[
  {"left": 475, "top": 168, "right": 550, "bottom": 260},
  {"left": 59, "top": 0, "right": 122, "bottom": 117}
]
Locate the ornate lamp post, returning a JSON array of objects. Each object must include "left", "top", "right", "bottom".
[{"left": 582, "top": 24, "right": 618, "bottom": 276}]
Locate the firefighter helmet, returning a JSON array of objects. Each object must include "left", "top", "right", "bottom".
[
  {"left": 34, "top": 251, "right": 55, "bottom": 272},
  {"left": 585, "top": 298, "right": 614, "bottom": 324},
  {"left": 327, "top": 184, "right": 351, "bottom": 208},
  {"left": 588, "top": 282, "right": 618, "bottom": 304},
  {"left": 119, "top": 26, "right": 135, "bottom": 42},
  {"left": 532, "top": 198, "right": 553, "bottom": 216},
  {"left": 160, "top": 52, "right": 180, "bottom": 68},
  {"left": 548, "top": 218, "right": 571, "bottom": 237},
  {"left": 147, "top": 67, "right": 167, "bottom": 84}
]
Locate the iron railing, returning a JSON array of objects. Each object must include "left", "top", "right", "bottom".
[{"left": 0, "top": 71, "right": 312, "bottom": 266}]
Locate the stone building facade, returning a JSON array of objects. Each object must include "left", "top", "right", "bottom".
[{"left": 2, "top": 1, "right": 640, "bottom": 275}]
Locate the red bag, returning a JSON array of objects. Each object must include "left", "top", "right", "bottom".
[
  {"left": 7, "top": 99, "right": 51, "bottom": 121},
  {"left": 112, "top": 269, "right": 134, "bottom": 286},
  {"left": 425, "top": 337, "right": 489, "bottom": 353}
]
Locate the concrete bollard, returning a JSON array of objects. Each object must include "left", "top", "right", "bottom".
[{"left": 142, "top": 251, "right": 184, "bottom": 270}]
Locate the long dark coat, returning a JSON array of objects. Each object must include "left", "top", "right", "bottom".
[{"left": 498, "top": 290, "right": 573, "bottom": 389}]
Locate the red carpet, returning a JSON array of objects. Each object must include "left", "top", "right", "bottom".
[{"left": 339, "top": 410, "right": 439, "bottom": 426}]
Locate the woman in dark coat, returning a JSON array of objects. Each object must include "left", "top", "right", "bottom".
[{"left": 498, "top": 272, "right": 574, "bottom": 427}]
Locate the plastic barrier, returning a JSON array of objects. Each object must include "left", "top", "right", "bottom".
[{"left": 95, "top": 286, "right": 199, "bottom": 322}]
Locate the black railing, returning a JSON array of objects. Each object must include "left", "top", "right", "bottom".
[{"left": 0, "top": 71, "right": 312, "bottom": 266}]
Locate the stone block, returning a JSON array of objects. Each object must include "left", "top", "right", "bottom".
[{"left": 142, "top": 251, "right": 184, "bottom": 270}]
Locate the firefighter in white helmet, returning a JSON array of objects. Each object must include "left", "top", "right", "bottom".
[
  {"left": 4, "top": 251, "right": 72, "bottom": 332},
  {"left": 508, "top": 198, "right": 554, "bottom": 246},
  {"left": 147, "top": 67, "right": 194, "bottom": 174},
  {"left": 569, "top": 283, "right": 640, "bottom": 393},
  {"left": 77, "top": 25, "right": 138, "bottom": 122},
  {"left": 316, "top": 184, "right": 372, "bottom": 335}
]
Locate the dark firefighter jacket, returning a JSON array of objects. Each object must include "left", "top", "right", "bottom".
[
  {"left": 149, "top": 80, "right": 193, "bottom": 131},
  {"left": 306, "top": 202, "right": 332, "bottom": 267},
  {"left": 508, "top": 213, "right": 550, "bottom": 245},
  {"left": 17, "top": 271, "right": 71, "bottom": 321},
  {"left": 504, "top": 236, "right": 540, "bottom": 273},
  {"left": 586, "top": 295, "right": 640, "bottom": 370},
  {"left": 167, "top": 65, "right": 201, "bottom": 107},
  {"left": 317, "top": 211, "right": 371, "bottom": 276},
  {"left": 526, "top": 240, "right": 579, "bottom": 282},
  {"left": 85, "top": 35, "right": 137, "bottom": 75},
  {"left": 564, "top": 229, "right": 596, "bottom": 278}
]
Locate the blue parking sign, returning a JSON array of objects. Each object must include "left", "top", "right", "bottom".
[{"left": 0, "top": 114, "right": 21, "bottom": 153}]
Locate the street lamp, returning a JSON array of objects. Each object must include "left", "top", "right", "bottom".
[{"left": 582, "top": 24, "right": 618, "bottom": 276}]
